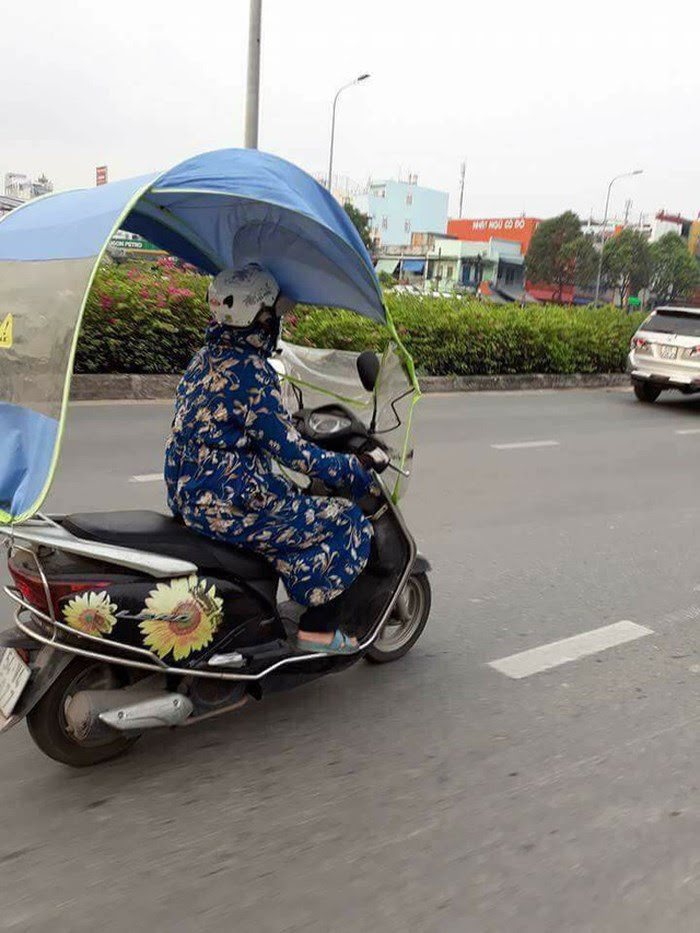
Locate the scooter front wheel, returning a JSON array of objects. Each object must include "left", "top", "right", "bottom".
[{"left": 365, "top": 572, "right": 431, "bottom": 664}]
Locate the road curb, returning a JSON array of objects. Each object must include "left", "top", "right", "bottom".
[
  {"left": 70, "top": 371, "right": 631, "bottom": 400},
  {"left": 70, "top": 374, "right": 182, "bottom": 401},
  {"left": 418, "top": 373, "right": 630, "bottom": 393}
]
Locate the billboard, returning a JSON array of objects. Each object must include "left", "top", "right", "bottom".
[{"left": 447, "top": 217, "right": 541, "bottom": 254}]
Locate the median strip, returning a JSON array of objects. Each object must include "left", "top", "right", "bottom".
[
  {"left": 488, "top": 620, "right": 653, "bottom": 679},
  {"left": 70, "top": 373, "right": 632, "bottom": 402}
]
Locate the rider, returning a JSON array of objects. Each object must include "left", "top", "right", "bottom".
[{"left": 165, "top": 263, "right": 378, "bottom": 654}]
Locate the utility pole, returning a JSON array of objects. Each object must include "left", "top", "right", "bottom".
[
  {"left": 244, "top": 0, "right": 262, "bottom": 149},
  {"left": 623, "top": 198, "right": 632, "bottom": 226},
  {"left": 458, "top": 161, "right": 466, "bottom": 218}
]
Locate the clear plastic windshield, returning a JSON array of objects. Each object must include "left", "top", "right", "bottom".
[
  {"left": 277, "top": 340, "right": 419, "bottom": 499},
  {"left": 0, "top": 258, "right": 97, "bottom": 524}
]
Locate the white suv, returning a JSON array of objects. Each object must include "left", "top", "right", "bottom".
[{"left": 628, "top": 306, "right": 700, "bottom": 403}]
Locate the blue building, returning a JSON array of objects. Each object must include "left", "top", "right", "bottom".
[{"left": 352, "top": 177, "right": 448, "bottom": 247}]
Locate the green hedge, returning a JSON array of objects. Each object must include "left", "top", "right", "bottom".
[{"left": 75, "top": 263, "right": 644, "bottom": 376}]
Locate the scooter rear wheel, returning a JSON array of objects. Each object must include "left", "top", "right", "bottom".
[
  {"left": 27, "top": 657, "right": 139, "bottom": 767},
  {"left": 365, "top": 572, "right": 431, "bottom": 664}
]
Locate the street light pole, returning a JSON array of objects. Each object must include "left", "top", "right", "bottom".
[
  {"left": 326, "top": 73, "right": 370, "bottom": 191},
  {"left": 593, "top": 169, "right": 643, "bottom": 305},
  {"left": 244, "top": 0, "right": 263, "bottom": 149}
]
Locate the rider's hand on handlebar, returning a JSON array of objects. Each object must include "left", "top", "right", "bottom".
[{"left": 359, "top": 446, "right": 391, "bottom": 474}]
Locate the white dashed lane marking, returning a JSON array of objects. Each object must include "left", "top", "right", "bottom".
[
  {"left": 675, "top": 428, "right": 700, "bottom": 435},
  {"left": 490, "top": 439, "right": 560, "bottom": 450},
  {"left": 129, "top": 473, "right": 163, "bottom": 483},
  {"left": 488, "top": 620, "right": 653, "bottom": 679}
]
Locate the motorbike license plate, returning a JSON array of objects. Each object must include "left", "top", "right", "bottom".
[
  {"left": 0, "top": 648, "right": 31, "bottom": 718},
  {"left": 658, "top": 345, "right": 678, "bottom": 359}
]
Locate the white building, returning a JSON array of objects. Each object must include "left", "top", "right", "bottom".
[{"left": 4, "top": 172, "right": 54, "bottom": 202}]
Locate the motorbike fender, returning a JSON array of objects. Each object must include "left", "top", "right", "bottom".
[
  {"left": 0, "top": 646, "right": 73, "bottom": 734},
  {"left": 412, "top": 553, "right": 432, "bottom": 574}
]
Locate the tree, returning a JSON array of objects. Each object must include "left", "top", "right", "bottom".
[
  {"left": 650, "top": 232, "right": 700, "bottom": 303},
  {"left": 343, "top": 201, "right": 374, "bottom": 252},
  {"left": 525, "top": 211, "right": 598, "bottom": 301},
  {"left": 602, "top": 228, "right": 652, "bottom": 306}
]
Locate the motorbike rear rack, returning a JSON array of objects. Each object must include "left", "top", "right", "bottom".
[
  {"left": 2, "top": 481, "right": 417, "bottom": 682},
  {"left": 0, "top": 516, "right": 196, "bottom": 579}
]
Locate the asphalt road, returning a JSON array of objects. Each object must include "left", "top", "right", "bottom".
[{"left": 4, "top": 387, "right": 700, "bottom": 932}]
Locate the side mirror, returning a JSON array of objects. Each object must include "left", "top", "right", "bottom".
[{"left": 357, "top": 350, "right": 380, "bottom": 393}]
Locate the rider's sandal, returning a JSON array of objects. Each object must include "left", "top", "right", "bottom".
[{"left": 296, "top": 629, "right": 358, "bottom": 655}]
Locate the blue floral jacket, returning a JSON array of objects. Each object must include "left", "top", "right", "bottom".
[{"left": 164, "top": 321, "right": 374, "bottom": 605}]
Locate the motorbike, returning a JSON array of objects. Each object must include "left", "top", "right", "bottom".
[{"left": 0, "top": 148, "right": 431, "bottom": 766}]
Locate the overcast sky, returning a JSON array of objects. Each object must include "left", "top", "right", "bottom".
[{"left": 2, "top": 0, "right": 697, "bottom": 223}]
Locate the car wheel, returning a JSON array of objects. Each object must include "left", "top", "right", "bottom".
[{"left": 634, "top": 382, "right": 662, "bottom": 403}]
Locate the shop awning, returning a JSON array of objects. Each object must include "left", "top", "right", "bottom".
[
  {"left": 402, "top": 259, "right": 425, "bottom": 274},
  {"left": 375, "top": 258, "right": 399, "bottom": 276}
]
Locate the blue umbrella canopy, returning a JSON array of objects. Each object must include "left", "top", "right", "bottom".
[{"left": 0, "top": 149, "right": 385, "bottom": 524}]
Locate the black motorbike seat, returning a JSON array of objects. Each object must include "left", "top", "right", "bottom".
[{"left": 63, "top": 511, "right": 278, "bottom": 582}]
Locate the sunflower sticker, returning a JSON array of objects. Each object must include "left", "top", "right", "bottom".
[
  {"left": 63, "top": 591, "right": 118, "bottom": 637},
  {"left": 0, "top": 313, "right": 12, "bottom": 349},
  {"left": 138, "top": 576, "right": 223, "bottom": 661}
]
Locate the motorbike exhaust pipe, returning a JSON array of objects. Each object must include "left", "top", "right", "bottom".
[{"left": 65, "top": 689, "right": 194, "bottom": 741}]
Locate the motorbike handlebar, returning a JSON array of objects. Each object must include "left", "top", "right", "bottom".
[{"left": 294, "top": 402, "right": 408, "bottom": 488}]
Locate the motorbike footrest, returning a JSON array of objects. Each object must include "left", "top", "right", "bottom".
[{"left": 239, "top": 639, "right": 292, "bottom": 664}]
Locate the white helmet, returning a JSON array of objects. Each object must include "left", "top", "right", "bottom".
[{"left": 208, "top": 264, "right": 280, "bottom": 328}]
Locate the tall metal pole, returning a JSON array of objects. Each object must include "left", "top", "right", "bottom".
[
  {"left": 327, "top": 87, "right": 343, "bottom": 192},
  {"left": 458, "top": 161, "right": 466, "bottom": 219},
  {"left": 593, "top": 169, "right": 643, "bottom": 305},
  {"left": 593, "top": 179, "right": 615, "bottom": 306},
  {"left": 244, "top": 0, "right": 262, "bottom": 149},
  {"left": 326, "top": 74, "right": 370, "bottom": 191}
]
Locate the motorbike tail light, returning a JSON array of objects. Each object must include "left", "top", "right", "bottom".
[
  {"left": 10, "top": 565, "right": 49, "bottom": 612},
  {"left": 631, "top": 337, "right": 650, "bottom": 351},
  {"left": 8, "top": 563, "right": 109, "bottom": 617}
]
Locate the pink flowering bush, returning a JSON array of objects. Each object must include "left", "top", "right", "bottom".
[{"left": 76, "top": 261, "right": 211, "bottom": 373}]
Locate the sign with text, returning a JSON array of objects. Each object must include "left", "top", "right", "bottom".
[
  {"left": 447, "top": 217, "right": 541, "bottom": 254},
  {"left": 471, "top": 218, "right": 527, "bottom": 231},
  {"left": 96, "top": 166, "right": 108, "bottom": 186},
  {"left": 109, "top": 230, "right": 165, "bottom": 255}
]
